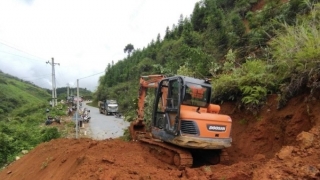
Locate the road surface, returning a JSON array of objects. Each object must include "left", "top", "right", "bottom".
[{"left": 82, "top": 102, "right": 130, "bottom": 140}]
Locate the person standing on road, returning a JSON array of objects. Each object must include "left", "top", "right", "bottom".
[{"left": 67, "top": 107, "right": 73, "bottom": 116}]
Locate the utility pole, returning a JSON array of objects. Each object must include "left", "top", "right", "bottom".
[
  {"left": 74, "top": 71, "right": 104, "bottom": 138},
  {"left": 76, "top": 79, "right": 80, "bottom": 138},
  {"left": 67, "top": 83, "right": 70, "bottom": 98},
  {"left": 46, "top": 57, "right": 60, "bottom": 107}
]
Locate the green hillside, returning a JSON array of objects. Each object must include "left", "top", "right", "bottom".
[
  {"left": 0, "top": 71, "right": 66, "bottom": 167},
  {"left": 0, "top": 71, "right": 50, "bottom": 116},
  {"left": 95, "top": 0, "right": 320, "bottom": 118}
]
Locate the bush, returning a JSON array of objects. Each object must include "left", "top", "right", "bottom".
[
  {"left": 120, "top": 129, "right": 131, "bottom": 142},
  {"left": 270, "top": 4, "right": 320, "bottom": 107},
  {"left": 212, "top": 73, "right": 241, "bottom": 102},
  {"left": 240, "top": 85, "right": 268, "bottom": 114},
  {"left": 0, "top": 133, "right": 15, "bottom": 167},
  {"left": 41, "top": 127, "right": 61, "bottom": 142},
  {"left": 212, "top": 59, "right": 276, "bottom": 109}
]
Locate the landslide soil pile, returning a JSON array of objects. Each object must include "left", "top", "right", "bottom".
[{"left": 1, "top": 93, "right": 320, "bottom": 180}]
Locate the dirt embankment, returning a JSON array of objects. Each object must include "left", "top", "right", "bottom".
[{"left": 0, "top": 93, "right": 320, "bottom": 180}]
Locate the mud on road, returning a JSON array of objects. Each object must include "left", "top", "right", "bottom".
[{"left": 1, "top": 93, "right": 320, "bottom": 180}]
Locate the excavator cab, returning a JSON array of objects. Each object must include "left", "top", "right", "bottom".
[
  {"left": 152, "top": 76, "right": 182, "bottom": 135},
  {"left": 151, "top": 75, "right": 232, "bottom": 147}
]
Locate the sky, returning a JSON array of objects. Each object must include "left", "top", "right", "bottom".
[{"left": 0, "top": 0, "right": 199, "bottom": 92}]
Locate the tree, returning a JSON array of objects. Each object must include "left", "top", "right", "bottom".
[
  {"left": 177, "top": 14, "right": 184, "bottom": 37},
  {"left": 191, "top": 2, "right": 206, "bottom": 32},
  {"left": 156, "top": 33, "right": 161, "bottom": 44},
  {"left": 164, "top": 26, "right": 170, "bottom": 40},
  {"left": 124, "top": 44, "right": 135, "bottom": 57}
]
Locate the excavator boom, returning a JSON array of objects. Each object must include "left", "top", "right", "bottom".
[
  {"left": 136, "top": 75, "right": 165, "bottom": 120},
  {"left": 129, "top": 75, "right": 165, "bottom": 140}
]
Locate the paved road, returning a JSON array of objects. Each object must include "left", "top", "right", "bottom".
[{"left": 82, "top": 102, "right": 130, "bottom": 140}]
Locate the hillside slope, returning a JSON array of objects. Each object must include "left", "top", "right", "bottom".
[
  {"left": 0, "top": 71, "right": 64, "bottom": 168},
  {"left": 0, "top": 71, "right": 50, "bottom": 115},
  {"left": 1, "top": 93, "right": 319, "bottom": 180}
]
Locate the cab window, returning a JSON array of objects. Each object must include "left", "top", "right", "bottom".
[{"left": 182, "top": 82, "right": 210, "bottom": 107}]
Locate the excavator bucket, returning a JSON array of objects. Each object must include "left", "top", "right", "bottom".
[{"left": 129, "top": 119, "right": 146, "bottom": 140}]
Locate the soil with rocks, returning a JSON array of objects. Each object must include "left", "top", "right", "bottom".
[{"left": 1, "top": 93, "right": 320, "bottom": 180}]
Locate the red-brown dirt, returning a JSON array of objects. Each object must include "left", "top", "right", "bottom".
[
  {"left": 251, "top": 0, "right": 265, "bottom": 12},
  {"left": 1, "top": 93, "right": 320, "bottom": 180}
]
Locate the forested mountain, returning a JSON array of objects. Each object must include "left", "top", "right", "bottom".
[
  {"left": 53, "top": 87, "right": 93, "bottom": 101},
  {"left": 95, "top": 0, "right": 320, "bottom": 116}
]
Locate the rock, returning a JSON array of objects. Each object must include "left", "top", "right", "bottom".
[
  {"left": 21, "top": 150, "right": 28, "bottom": 154},
  {"left": 102, "top": 156, "right": 115, "bottom": 164},
  {"left": 276, "top": 146, "right": 294, "bottom": 160},
  {"left": 309, "top": 127, "right": 319, "bottom": 136},
  {"left": 184, "top": 168, "right": 197, "bottom": 178},
  {"left": 202, "top": 166, "right": 212, "bottom": 176},
  {"left": 88, "top": 141, "right": 98, "bottom": 148},
  {"left": 128, "top": 170, "right": 138, "bottom": 175},
  {"left": 299, "top": 165, "right": 319, "bottom": 178},
  {"left": 15, "top": 156, "right": 20, "bottom": 160},
  {"left": 170, "top": 170, "right": 183, "bottom": 178},
  {"left": 61, "top": 158, "right": 67, "bottom": 164},
  {"left": 296, "top": 131, "right": 314, "bottom": 149},
  {"left": 253, "top": 154, "right": 266, "bottom": 161},
  {"left": 292, "top": 156, "right": 303, "bottom": 167}
]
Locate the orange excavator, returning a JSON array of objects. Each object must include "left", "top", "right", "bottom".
[{"left": 130, "top": 75, "right": 232, "bottom": 169}]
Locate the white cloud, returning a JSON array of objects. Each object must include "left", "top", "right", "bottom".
[{"left": 0, "top": 0, "right": 199, "bottom": 91}]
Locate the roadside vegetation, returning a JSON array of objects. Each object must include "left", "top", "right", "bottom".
[
  {"left": 95, "top": 0, "right": 320, "bottom": 120},
  {"left": 0, "top": 71, "right": 69, "bottom": 168}
]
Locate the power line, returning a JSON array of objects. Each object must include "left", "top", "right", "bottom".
[
  {"left": 20, "top": 74, "right": 51, "bottom": 80},
  {"left": 0, "top": 50, "right": 46, "bottom": 63},
  {"left": 0, "top": 41, "right": 47, "bottom": 62},
  {"left": 0, "top": 41, "right": 76, "bottom": 92},
  {"left": 55, "top": 78, "right": 63, "bottom": 87},
  {"left": 25, "top": 76, "right": 50, "bottom": 83},
  {"left": 55, "top": 67, "right": 64, "bottom": 87},
  {"left": 78, "top": 71, "right": 105, "bottom": 80},
  {"left": 21, "top": 76, "right": 48, "bottom": 81}
]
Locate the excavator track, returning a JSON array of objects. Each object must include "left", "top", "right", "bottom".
[
  {"left": 220, "top": 149, "right": 230, "bottom": 164},
  {"left": 139, "top": 138, "right": 193, "bottom": 170}
]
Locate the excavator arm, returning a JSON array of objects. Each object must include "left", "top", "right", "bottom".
[{"left": 130, "top": 75, "right": 166, "bottom": 140}]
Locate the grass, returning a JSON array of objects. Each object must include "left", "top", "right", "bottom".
[{"left": 239, "top": 119, "right": 248, "bottom": 125}]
